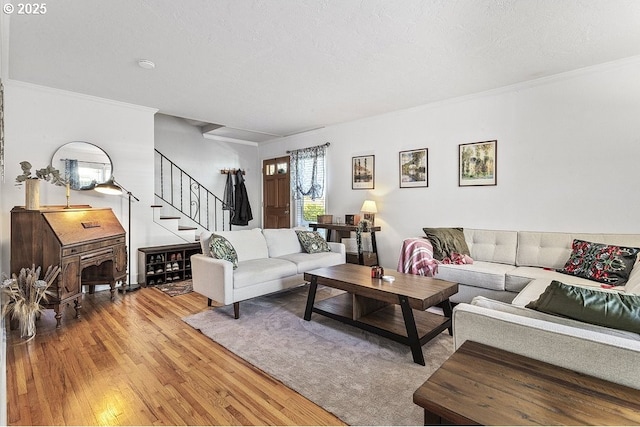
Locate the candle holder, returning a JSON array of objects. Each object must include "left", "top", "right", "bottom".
[{"left": 65, "top": 183, "right": 71, "bottom": 208}]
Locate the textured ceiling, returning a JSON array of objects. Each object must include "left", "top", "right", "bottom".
[{"left": 6, "top": 0, "right": 640, "bottom": 140}]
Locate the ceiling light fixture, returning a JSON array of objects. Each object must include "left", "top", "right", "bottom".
[{"left": 137, "top": 59, "right": 155, "bottom": 70}]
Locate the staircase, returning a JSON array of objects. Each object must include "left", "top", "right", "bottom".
[{"left": 154, "top": 149, "right": 232, "bottom": 241}]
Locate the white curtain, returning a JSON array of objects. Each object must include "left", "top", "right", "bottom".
[{"left": 290, "top": 144, "right": 327, "bottom": 201}]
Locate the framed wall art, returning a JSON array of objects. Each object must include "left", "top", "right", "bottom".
[
  {"left": 399, "top": 148, "right": 428, "bottom": 188},
  {"left": 352, "top": 155, "right": 375, "bottom": 189},
  {"left": 459, "top": 140, "right": 497, "bottom": 186}
]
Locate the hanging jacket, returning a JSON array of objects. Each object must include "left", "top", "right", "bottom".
[
  {"left": 231, "top": 169, "right": 253, "bottom": 226},
  {"left": 223, "top": 171, "right": 234, "bottom": 211}
]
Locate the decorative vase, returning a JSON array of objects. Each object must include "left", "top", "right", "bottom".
[
  {"left": 19, "top": 310, "right": 37, "bottom": 340},
  {"left": 25, "top": 178, "right": 40, "bottom": 210}
]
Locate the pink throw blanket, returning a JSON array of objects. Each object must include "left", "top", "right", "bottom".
[
  {"left": 397, "top": 238, "right": 474, "bottom": 277},
  {"left": 397, "top": 238, "right": 439, "bottom": 277}
]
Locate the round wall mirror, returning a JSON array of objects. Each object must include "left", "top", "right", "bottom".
[{"left": 51, "top": 141, "right": 113, "bottom": 190}]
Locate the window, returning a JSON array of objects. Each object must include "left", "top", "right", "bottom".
[
  {"left": 290, "top": 144, "right": 328, "bottom": 227},
  {"left": 265, "top": 161, "right": 288, "bottom": 176},
  {"left": 296, "top": 194, "right": 326, "bottom": 227}
]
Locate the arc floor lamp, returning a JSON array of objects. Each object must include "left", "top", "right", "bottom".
[{"left": 94, "top": 178, "right": 141, "bottom": 292}]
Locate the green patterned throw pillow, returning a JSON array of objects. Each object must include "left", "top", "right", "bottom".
[
  {"left": 296, "top": 230, "right": 331, "bottom": 254},
  {"left": 208, "top": 234, "right": 238, "bottom": 269}
]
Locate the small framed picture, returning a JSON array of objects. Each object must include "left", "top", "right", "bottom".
[
  {"left": 352, "top": 155, "right": 375, "bottom": 189},
  {"left": 399, "top": 148, "right": 428, "bottom": 188},
  {"left": 459, "top": 140, "right": 497, "bottom": 186}
]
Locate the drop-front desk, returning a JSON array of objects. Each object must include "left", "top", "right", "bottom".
[{"left": 10, "top": 205, "right": 127, "bottom": 328}]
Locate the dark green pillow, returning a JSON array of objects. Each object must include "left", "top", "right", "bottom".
[
  {"left": 526, "top": 280, "right": 640, "bottom": 334},
  {"left": 422, "top": 227, "right": 470, "bottom": 261}
]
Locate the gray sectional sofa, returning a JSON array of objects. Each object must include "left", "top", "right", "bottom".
[
  {"left": 453, "top": 295, "right": 640, "bottom": 389},
  {"left": 433, "top": 228, "right": 640, "bottom": 304},
  {"left": 433, "top": 228, "right": 640, "bottom": 389}
]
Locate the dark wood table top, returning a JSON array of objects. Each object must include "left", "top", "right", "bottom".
[
  {"left": 308, "top": 222, "right": 381, "bottom": 232},
  {"left": 413, "top": 340, "right": 640, "bottom": 425},
  {"left": 304, "top": 263, "right": 457, "bottom": 310}
]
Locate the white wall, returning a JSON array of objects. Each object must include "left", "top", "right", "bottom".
[
  {"left": 0, "top": 10, "right": 8, "bottom": 427},
  {"left": 0, "top": 87, "right": 262, "bottom": 291},
  {"left": 154, "top": 113, "right": 261, "bottom": 230},
  {"left": 0, "top": 81, "right": 167, "bottom": 284},
  {"left": 260, "top": 57, "right": 640, "bottom": 270}
]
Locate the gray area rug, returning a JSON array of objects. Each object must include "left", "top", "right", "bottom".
[{"left": 182, "top": 284, "right": 454, "bottom": 426}]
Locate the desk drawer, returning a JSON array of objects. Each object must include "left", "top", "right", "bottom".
[{"left": 63, "top": 236, "right": 125, "bottom": 256}]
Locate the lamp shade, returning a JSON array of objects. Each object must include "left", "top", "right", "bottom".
[
  {"left": 94, "top": 178, "right": 123, "bottom": 195},
  {"left": 360, "top": 200, "right": 378, "bottom": 213}
]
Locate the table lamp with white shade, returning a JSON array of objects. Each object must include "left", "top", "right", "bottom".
[{"left": 360, "top": 200, "right": 378, "bottom": 225}]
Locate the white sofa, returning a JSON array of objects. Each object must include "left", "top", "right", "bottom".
[
  {"left": 441, "top": 229, "right": 640, "bottom": 390},
  {"left": 433, "top": 229, "right": 640, "bottom": 304},
  {"left": 191, "top": 228, "right": 345, "bottom": 318}
]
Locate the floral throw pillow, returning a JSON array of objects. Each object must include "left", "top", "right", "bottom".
[
  {"left": 558, "top": 239, "right": 640, "bottom": 285},
  {"left": 295, "top": 231, "right": 331, "bottom": 254},
  {"left": 208, "top": 234, "right": 238, "bottom": 269}
]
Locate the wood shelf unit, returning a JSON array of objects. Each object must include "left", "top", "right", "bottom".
[
  {"left": 314, "top": 293, "right": 450, "bottom": 340},
  {"left": 137, "top": 242, "right": 201, "bottom": 286},
  {"left": 346, "top": 251, "right": 378, "bottom": 266}
]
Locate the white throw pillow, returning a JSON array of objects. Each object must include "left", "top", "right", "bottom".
[
  {"left": 216, "top": 228, "right": 268, "bottom": 261},
  {"left": 262, "top": 228, "right": 303, "bottom": 257},
  {"left": 199, "top": 231, "right": 213, "bottom": 257},
  {"left": 624, "top": 263, "right": 640, "bottom": 294}
]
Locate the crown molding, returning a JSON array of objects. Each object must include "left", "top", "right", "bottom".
[
  {"left": 5, "top": 79, "right": 159, "bottom": 114},
  {"left": 353, "top": 55, "right": 640, "bottom": 124}
]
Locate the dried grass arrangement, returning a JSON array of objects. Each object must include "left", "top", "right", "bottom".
[{"left": 1, "top": 264, "right": 60, "bottom": 339}]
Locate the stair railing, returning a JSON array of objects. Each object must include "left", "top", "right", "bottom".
[{"left": 155, "top": 149, "right": 231, "bottom": 232}]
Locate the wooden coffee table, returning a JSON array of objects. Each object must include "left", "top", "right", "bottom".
[
  {"left": 303, "top": 263, "right": 458, "bottom": 365},
  {"left": 413, "top": 340, "right": 640, "bottom": 425}
]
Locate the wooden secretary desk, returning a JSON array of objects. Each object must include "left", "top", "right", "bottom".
[{"left": 10, "top": 205, "right": 127, "bottom": 328}]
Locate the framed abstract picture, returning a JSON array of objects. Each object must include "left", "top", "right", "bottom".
[
  {"left": 459, "top": 140, "right": 497, "bottom": 186},
  {"left": 352, "top": 155, "right": 375, "bottom": 189},
  {"left": 399, "top": 148, "right": 428, "bottom": 188}
]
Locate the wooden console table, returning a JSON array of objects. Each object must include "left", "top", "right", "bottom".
[
  {"left": 309, "top": 222, "right": 381, "bottom": 266},
  {"left": 413, "top": 340, "right": 640, "bottom": 425}
]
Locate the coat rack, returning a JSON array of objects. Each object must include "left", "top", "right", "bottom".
[{"left": 220, "top": 168, "right": 245, "bottom": 175}]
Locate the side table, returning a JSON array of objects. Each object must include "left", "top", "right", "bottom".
[
  {"left": 309, "top": 222, "right": 381, "bottom": 266},
  {"left": 413, "top": 340, "right": 640, "bottom": 425}
]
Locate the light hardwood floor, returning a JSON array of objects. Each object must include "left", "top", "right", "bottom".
[{"left": 5, "top": 286, "right": 345, "bottom": 426}]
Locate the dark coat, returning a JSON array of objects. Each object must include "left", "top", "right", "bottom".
[
  {"left": 231, "top": 169, "right": 253, "bottom": 226},
  {"left": 223, "top": 171, "right": 234, "bottom": 211}
]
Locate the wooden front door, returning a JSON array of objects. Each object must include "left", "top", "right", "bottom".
[{"left": 263, "top": 156, "right": 291, "bottom": 228}]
